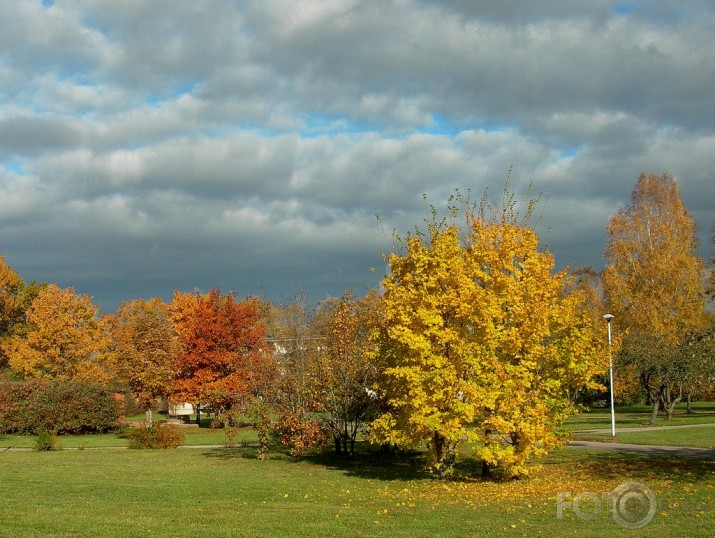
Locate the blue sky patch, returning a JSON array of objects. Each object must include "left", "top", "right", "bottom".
[{"left": 2, "top": 160, "right": 27, "bottom": 176}]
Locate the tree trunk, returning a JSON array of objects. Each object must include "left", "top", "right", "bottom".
[
  {"left": 145, "top": 408, "right": 153, "bottom": 428},
  {"left": 650, "top": 393, "right": 662, "bottom": 424},
  {"left": 196, "top": 404, "right": 201, "bottom": 425},
  {"left": 342, "top": 422, "right": 353, "bottom": 458},
  {"left": 686, "top": 393, "right": 693, "bottom": 414},
  {"left": 431, "top": 432, "right": 455, "bottom": 478},
  {"left": 349, "top": 420, "right": 358, "bottom": 456},
  {"left": 641, "top": 373, "right": 652, "bottom": 405},
  {"left": 334, "top": 435, "right": 342, "bottom": 455},
  {"left": 432, "top": 432, "right": 445, "bottom": 465},
  {"left": 664, "top": 387, "right": 683, "bottom": 421}
]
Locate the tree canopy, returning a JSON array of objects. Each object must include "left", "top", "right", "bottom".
[
  {"left": 371, "top": 192, "right": 607, "bottom": 478},
  {"left": 170, "top": 289, "right": 266, "bottom": 411},
  {"left": 603, "top": 172, "right": 706, "bottom": 340},
  {"left": 603, "top": 172, "right": 708, "bottom": 421},
  {"left": 3, "top": 284, "right": 113, "bottom": 383}
]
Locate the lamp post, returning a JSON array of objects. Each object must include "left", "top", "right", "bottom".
[{"left": 603, "top": 314, "right": 616, "bottom": 437}]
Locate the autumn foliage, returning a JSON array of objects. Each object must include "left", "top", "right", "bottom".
[
  {"left": 0, "top": 380, "right": 119, "bottom": 434},
  {"left": 114, "top": 298, "right": 179, "bottom": 426},
  {"left": 169, "top": 289, "right": 266, "bottom": 411},
  {"left": 309, "top": 290, "right": 384, "bottom": 456},
  {"left": 0, "top": 256, "right": 42, "bottom": 369},
  {"left": 604, "top": 172, "right": 708, "bottom": 421},
  {"left": 371, "top": 192, "right": 607, "bottom": 478},
  {"left": 3, "top": 284, "right": 113, "bottom": 383},
  {"left": 604, "top": 172, "right": 706, "bottom": 340},
  {"left": 0, "top": 171, "right": 709, "bottom": 482}
]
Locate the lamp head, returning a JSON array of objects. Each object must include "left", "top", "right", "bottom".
[{"left": 603, "top": 313, "right": 614, "bottom": 322}]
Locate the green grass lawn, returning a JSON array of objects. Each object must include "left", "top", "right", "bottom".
[
  {"left": 0, "top": 445, "right": 713, "bottom": 537},
  {"left": 565, "top": 402, "right": 715, "bottom": 431},
  {"left": 0, "top": 426, "right": 258, "bottom": 449},
  {"left": 573, "top": 427, "right": 715, "bottom": 449}
]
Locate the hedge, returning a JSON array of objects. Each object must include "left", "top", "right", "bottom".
[{"left": 0, "top": 380, "right": 120, "bottom": 434}]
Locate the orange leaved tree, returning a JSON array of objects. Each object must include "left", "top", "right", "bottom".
[
  {"left": 3, "top": 284, "right": 113, "bottom": 383},
  {"left": 114, "top": 298, "right": 179, "bottom": 426},
  {"left": 603, "top": 172, "right": 707, "bottom": 422},
  {"left": 0, "top": 256, "right": 43, "bottom": 370},
  {"left": 169, "top": 289, "right": 266, "bottom": 421}
]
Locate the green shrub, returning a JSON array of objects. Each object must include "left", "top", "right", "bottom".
[
  {"left": 0, "top": 380, "right": 120, "bottom": 435},
  {"left": 127, "top": 425, "right": 185, "bottom": 449},
  {"left": 0, "top": 382, "right": 34, "bottom": 433},
  {"left": 33, "top": 429, "right": 59, "bottom": 451}
]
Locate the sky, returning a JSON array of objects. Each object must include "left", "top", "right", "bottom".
[{"left": 1, "top": 0, "right": 714, "bottom": 313}]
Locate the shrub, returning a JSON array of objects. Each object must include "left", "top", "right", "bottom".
[
  {"left": 273, "top": 409, "right": 325, "bottom": 457},
  {"left": 0, "top": 380, "right": 120, "bottom": 435},
  {"left": 0, "top": 382, "right": 34, "bottom": 433},
  {"left": 33, "top": 429, "right": 59, "bottom": 451},
  {"left": 127, "top": 425, "right": 185, "bottom": 449}
]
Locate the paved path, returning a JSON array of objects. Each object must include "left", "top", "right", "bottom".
[
  {"left": 568, "top": 422, "right": 715, "bottom": 458},
  {"left": 567, "top": 440, "right": 715, "bottom": 459},
  {"left": 0, "top": 444, "right": 245, "bottom": 452}
]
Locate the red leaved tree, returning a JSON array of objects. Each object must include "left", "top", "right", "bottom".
[{"left": 169, "top": 289, "right": 266, "bottom": 421}]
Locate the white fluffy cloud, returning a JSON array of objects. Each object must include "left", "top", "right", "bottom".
[{"left": 1, "top": 0, "right": 713, "bottom": 311}]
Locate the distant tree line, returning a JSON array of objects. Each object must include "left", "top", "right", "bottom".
[{"left": 0, "top": 171, "right": 712, "bottom": 478}]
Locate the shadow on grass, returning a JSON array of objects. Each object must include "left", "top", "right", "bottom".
[
  {"left": 201, "top": 446, "right": 268, "bottom": 461},
  {"left": 548, "top": 450, "right": 715, "bottom": 484},
  {"left": 300, "top": 444, "right": 429, "bottom": 482},
  {"left": 200, "top": 441, "right": 430, "bottom": 481},
  {"left": 202, "top": 438, "right": 715, "bottom": 486},
  {"left": 199, "top": 441, "right": 497, "bottom": 483}
]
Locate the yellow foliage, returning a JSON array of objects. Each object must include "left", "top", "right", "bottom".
[
  {"left": 372, "top": 202, "right": 608, "bottom": 478},
  {"left": 3, "top": 284, "right": 113, "bottom": 382},
  {"left": 603, "top": 172, "right": 707, "bottom": 341},
  {"left": 603, "top": 172, "right": 708, "bottom": 412}
]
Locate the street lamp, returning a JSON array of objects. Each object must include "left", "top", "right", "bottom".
[{"left": 603, "top": 314, "right": 616, "bottom": 437}]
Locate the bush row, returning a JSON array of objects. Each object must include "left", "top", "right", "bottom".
[{"left": 0, "top": 380, "right": 120, "bottom": 434}]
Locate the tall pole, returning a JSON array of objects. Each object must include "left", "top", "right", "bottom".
[{"left": 603, "top": 314, "right": 616, "bottom": 437}]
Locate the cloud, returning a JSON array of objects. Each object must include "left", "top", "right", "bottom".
[{"left": 0, "top": 0, "right": 713, "bottom": 312}]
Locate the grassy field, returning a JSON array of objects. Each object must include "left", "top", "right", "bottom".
[
  {"left": 565, "top": 402, "right": 715, "bottom": 431},
  {"left": 0, "top": 404, "right": 713, "bottom": 536},
  {"left": 564, "top": 402, "right": 715, "bottom": 447},
  {"left": 573, "top": 427, "right": 715, "bottom": 448},
  {"left": 0, "top": 444, "right": 713, "bottom": 537},
  {"left": 0, "top": 426, "right": 257, "bottom": 449},
  {"left": 2, "top": 403, "right": 712, "bottom": 451}
]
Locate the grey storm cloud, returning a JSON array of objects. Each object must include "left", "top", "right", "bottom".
[{"left": 0, "top": 0, "right": 713, "bottom": 312}]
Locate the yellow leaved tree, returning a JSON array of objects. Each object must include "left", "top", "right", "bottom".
[
  {"left": 603, "top": 172, "right": 707, "bottom": 421},
  {"left": 603, "top": 172, "right": 706, "bottom": 340},
  {"left": 4, "top": 284, "right": 114, "bottom": 383},
  {"left": 371, "top": 189, "right": 607, "bottom": 478},
  {"left": 0, "top": 256, "right": 43, "bottom": 370},
  {"left": 309, "top": 290, "right": 384, "bottom": 457}
]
